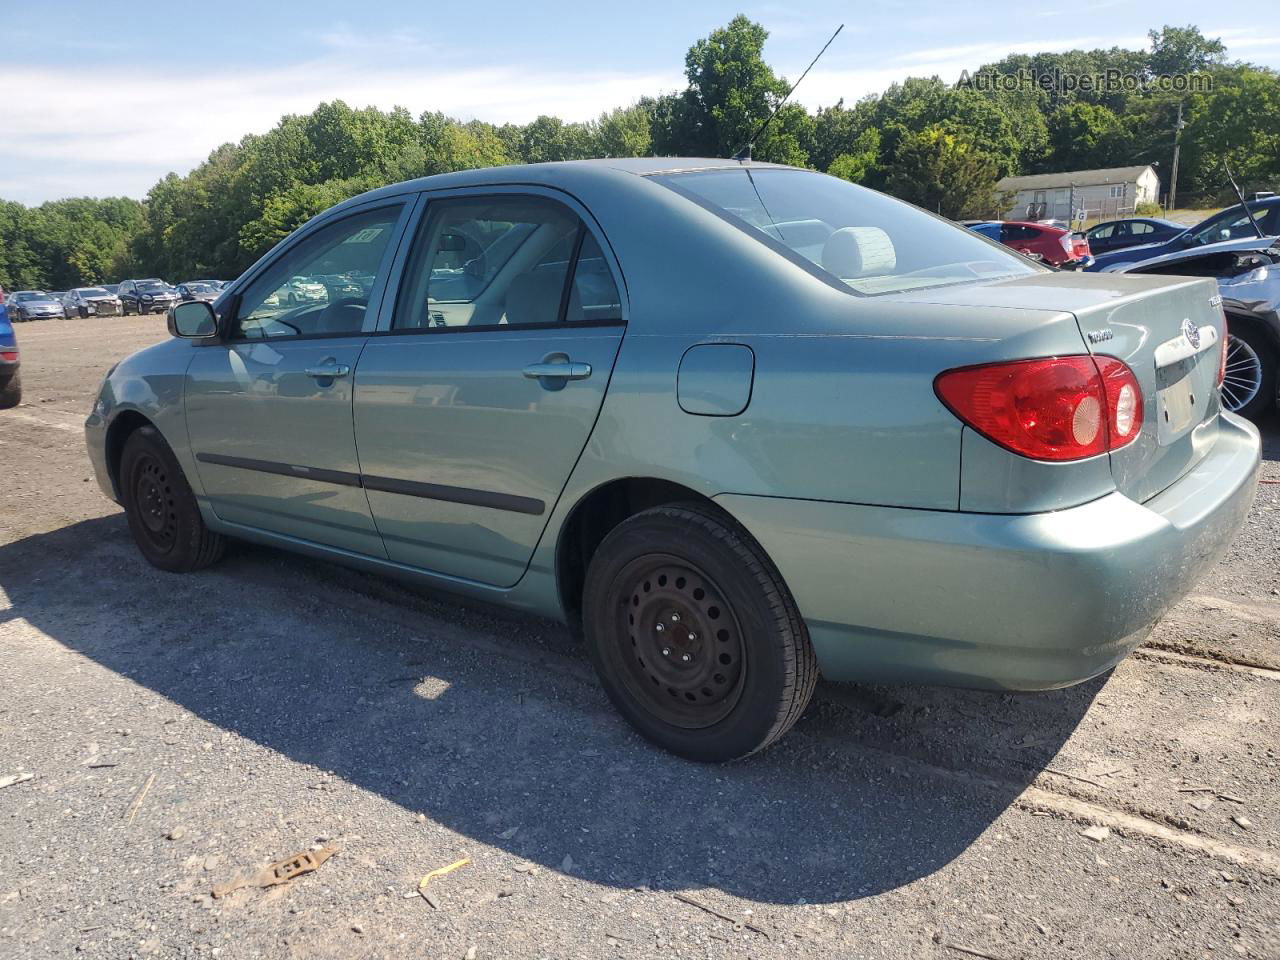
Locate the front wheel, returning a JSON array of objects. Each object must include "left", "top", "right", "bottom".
[
  {"left": 583, "top": 504, "right": 818, "bottom": 762},
  {"left": 120, "top": 425, "right": 225, "bottom": 572},
  {"left": 1222, "top": 325, "right": 1277, "bottom": 420}
]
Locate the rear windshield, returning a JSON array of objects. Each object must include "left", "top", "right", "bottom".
[{"left": 653, "top": 168, "right": 1041, "bottom": 296}]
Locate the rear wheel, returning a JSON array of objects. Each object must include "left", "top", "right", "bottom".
[
  {"left": 120, "top": 426, "right": 225, "bottom": 572},
  {"left": 0, "top": 371, "right": 21, "bottom": 409},
  {"left": 1222, "top": 325, "right": 1276, "bottom": 420},
  {"left": 583, "top": 504, "right": 817, "bottom": 762}
]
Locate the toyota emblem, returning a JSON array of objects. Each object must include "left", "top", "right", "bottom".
[{"left": 1182, "top": 318, "right": 1201, "bottom": 350}]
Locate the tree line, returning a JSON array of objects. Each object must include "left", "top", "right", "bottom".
[{"left": 2, "top": 18, "right": 1277, "bottom": 291}]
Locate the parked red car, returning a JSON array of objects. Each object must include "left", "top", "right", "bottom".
[{"left": 969, "top": 221, "right": 1092, "bottom": 267}]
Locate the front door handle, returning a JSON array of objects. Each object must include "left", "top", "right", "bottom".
[
  {"left": 522, "top": 361, "right": 592, "bottom": 381},
  {"left": 305, "top": 361, "right": 351, "bottom": 379}
]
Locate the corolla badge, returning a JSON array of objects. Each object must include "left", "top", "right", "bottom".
[{"left": 1182, "top": 317, "right": 1201, "bottom": 350}]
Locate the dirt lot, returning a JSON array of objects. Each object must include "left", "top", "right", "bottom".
[{"left": 1, "top": 314, "right": 1278, "bottom": 960}]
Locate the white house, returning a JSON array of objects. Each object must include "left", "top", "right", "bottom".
[{"left": 995, "top": 165, "right": 1161, "bottom": 222}]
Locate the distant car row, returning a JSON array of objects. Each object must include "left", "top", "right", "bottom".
[{"left": 3, "top": 279, "right": 229, "bottom": 321}]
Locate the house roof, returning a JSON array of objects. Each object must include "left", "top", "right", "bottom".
[{"left": 996, "top": 165, "right": 1157, "bottom": 192}]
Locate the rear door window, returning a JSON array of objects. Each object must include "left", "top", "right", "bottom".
[{"left": 393, "top": 195, "right": 622, "bottom": 330}]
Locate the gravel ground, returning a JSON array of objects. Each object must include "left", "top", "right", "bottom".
[{"left": 1, "top": 315, "right": 1278, "bottom": 960}]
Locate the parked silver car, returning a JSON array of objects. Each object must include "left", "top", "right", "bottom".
[
  {"left": 5, "top": 291, "right": 64, "bottom": 322},
  {"left": 62, "top": 287, "right": 122, "bottom": 319}
]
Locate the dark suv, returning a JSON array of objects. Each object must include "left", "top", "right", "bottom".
[{"left": 118, "top": 279, "right": 180, "bottom": 315}]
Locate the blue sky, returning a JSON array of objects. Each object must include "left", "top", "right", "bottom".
[{"left": 2, "top": 0, "right": 1275, "bottom": 205}]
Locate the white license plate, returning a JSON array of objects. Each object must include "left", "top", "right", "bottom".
[{"left": 1158, "top": 380, "right": 1198, "bottom": 436}]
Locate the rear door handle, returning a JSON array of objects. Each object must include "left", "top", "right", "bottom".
[
  {"left": 522, "top": 361, "right": 592, "bottom": 381},
  {"left": 305, "top": 361, "right": 350, "bottom": 379}
]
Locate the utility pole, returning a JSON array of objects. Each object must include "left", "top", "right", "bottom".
[{"left": 1169, "top": 101, "right": 1184, "bottom": 213}]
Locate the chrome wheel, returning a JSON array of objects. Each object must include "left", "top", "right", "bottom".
[{"left": 1221, "top": 333, "right": 1263, "bottom": 413}]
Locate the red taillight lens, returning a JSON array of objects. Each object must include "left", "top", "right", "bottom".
[
  {"left": 0, "top": 351, "right": 17, "bottom": 363},
  {"left": 1094, "top": 355, "right": 1143, "bottom": 446},
  {"left": 935, "top": 355, "right": 1142, "bottom": 461},
  {"left": 1218, "top": 314, "right": 1228, "bottom": 388}
]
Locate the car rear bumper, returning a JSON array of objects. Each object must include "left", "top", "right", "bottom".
[{"left": 716, "top": 412, "right": 1260, "bottom": 690}]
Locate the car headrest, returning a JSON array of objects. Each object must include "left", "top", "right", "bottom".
[
  {"left": 821, "top": 226, "right": 897, "bottom": 279},
  {"left": 503, "top": 270, "right": 581, "bottom": 326}
]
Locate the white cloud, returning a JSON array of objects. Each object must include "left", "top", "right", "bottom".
[{"left": 0, "top": 56, "right": 682, "bottom": 204}]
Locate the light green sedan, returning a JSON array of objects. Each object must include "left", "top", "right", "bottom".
[{"left": 85, "top": 159, "right": 1260, "bottom": 761}]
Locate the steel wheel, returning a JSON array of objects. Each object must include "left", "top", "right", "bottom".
[
  {"left": 129, "top": 451, "right": 179, "bottom": 555},
  {"left": 1221, "top": 332, "right": 1263, "bottom": 413},
  {"left": 611, "top": 556, "right": 746, "bottom": 729}
]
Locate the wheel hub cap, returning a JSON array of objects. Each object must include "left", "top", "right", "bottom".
[{"left": 616, "top": 560, "right": 745, "bottom": 729}]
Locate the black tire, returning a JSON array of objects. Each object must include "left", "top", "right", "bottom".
[
  {"left": 583, "top": 503, "right": 818, "bottom": 762},
  {"left": 1224, "top": 325, "right": 1277, "bottom": 421},
  {"left": 0, "top": 371, "right": 20, "bottom": 409},
  {"left": 119, "top": 425, "right": 225, "bottom": 572}
]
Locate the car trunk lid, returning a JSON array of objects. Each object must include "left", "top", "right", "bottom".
[
  {"left": 1071, "top": 274, "right": 1224, "bottom": 502},
  {"left": 891, "top": 271, "right": 1226, "bottom": 503}
]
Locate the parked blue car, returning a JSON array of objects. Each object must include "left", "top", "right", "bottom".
[
  {"left": 0, "top": 310, "right": 20, "bottom": 408},
  {"left": 1084, "top": 217, "right": 1184, "bottom": 256},
  {"left": 1088, "top": 197, "right": 1280, "bottom": 271},
  {"left": 85, "top": 159, "right": 1260, "bottom": 760}
]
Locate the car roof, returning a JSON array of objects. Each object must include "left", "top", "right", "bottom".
[
  {"left": 328, "top": 157, "right": 795, "bottom": 214},
  {"left": 1092, "top": 217, "right": 1182, "bottom": 229}
]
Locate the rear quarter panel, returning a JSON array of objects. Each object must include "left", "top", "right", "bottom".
[{"left": 538, "top": 173, "right": 1100, "bottom": 520}]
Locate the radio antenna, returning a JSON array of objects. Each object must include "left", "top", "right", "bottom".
[{"left": 734, "top": 23, "right": 844, "bottom": 163}]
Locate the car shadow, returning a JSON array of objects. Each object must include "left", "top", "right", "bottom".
[{"left": 1, "top": 514, "right": 1100, "bottom": 905}]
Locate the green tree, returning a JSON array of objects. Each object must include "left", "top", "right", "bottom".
[
  {"left": 883, "top": 125, "right": 1001, "bottom": 219},
  {"left": 591, "top": 103, "right": 654, "bottom": 157},
  {"left": 1148, "top": 25, "right": 1226, "bottom": 77},
  {"left": 826, "top": 128, "right": 881, "bottom": 184},
  {"left": 651, "top": 15, "right": 811, "bottom": 164}
]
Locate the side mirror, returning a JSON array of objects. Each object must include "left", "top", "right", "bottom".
[{"left": 168, "top": 300, "right": 217, "bottom": 339}]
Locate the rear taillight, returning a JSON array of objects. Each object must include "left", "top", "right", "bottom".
[
  {"left": 935, "top": 355, "right": 1143, "bottom": 462},
  {"left": 1059, "top": 233, "right": 1074, "bottom": 255},
  {"left": 0, "top": 351, "right": 16, "bottom": 363},
  {"left": 1218, "top": 313, "right": 1228, "bottom": 388}
]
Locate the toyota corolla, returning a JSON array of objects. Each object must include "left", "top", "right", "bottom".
[{"left": 85, "top": 159, "right": 1260, "bottom": 762}]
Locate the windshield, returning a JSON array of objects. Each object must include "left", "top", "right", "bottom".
[
  {"left": 78, "top": 287, "right": 110, "bottom": 297},
  {"left": 1189, "top": 203, "right": 1279, "bottom": 245},
  {"left": 138, "top": 282, "right": 169, "bottom": 292},
  {"left": 653, "top": 168, "right": 1040, "bottom": 295},
  {"left": 15, "top": 292, "right": 49, "bottom": 301}
]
